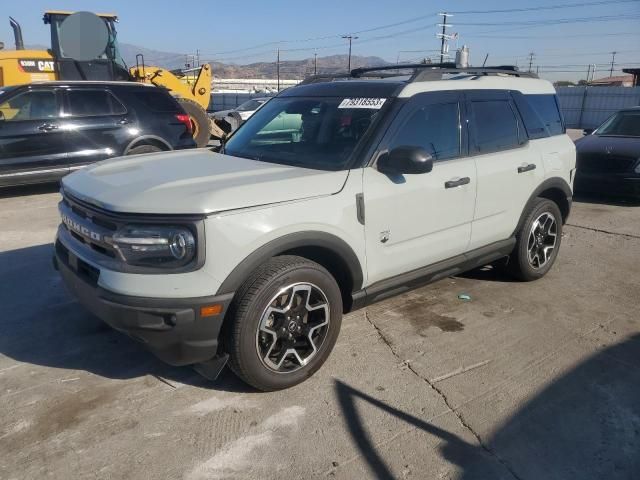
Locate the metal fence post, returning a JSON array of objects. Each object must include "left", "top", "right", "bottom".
[{"left": 577, "top": 86, "right": 588, "bottom": 129}]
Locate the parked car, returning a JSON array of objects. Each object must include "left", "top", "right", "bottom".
[
  {"left": 54, "top": 65, "right": 575, "bottom": 391},
  {"left": 210, "top": 97, "right": 270, "bottom": 122},
  {"left": 574, "top": 107, "right": 640, "bottom": 199},
  {"left": 0, "top": 81, "right": 196, "bottom": 187}
]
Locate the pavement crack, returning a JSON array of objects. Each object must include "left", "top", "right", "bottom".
[
  {"left": 363, "top": 309, "right": 523, "bottom": 480},
  {"left": 566, "top": 223, "right": 640, "bottom": 240}
]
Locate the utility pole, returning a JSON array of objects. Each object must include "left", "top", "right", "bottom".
[
  {"left": 342, "top": 35, "right": 358, "bottom": 72},
  {"left": 276, "top": 49, "right": 280, "bottom": 91},
  {"left": 609, "top": 51, "right": 617, "bottom": 77},
  {"left": 437, "top": 13, "right": 453, "bottom": 63},
  {"left": 528, "top": 52, "right": 535, "bottom": 72},
  {"left": 586, "top": 64, "right": 591, "bottom": 84},
  {"left": 314, "top": 53, "right": 317, "bottom": 75}
]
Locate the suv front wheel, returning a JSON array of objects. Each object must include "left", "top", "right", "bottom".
[
  {"left": 509, "top": 197, "right": 563, "bottom": 281},
  {"left": 225, "top": 255, "right": 343, "bottom": 391}
]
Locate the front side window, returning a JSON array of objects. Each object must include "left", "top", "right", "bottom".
[
  {"left": 389, "top": 102, "right": 460, "bottom": 160},
  {"left": 224, "top": 96, "right": 384, "bottom": 171},
  {"left": 66, "top": 90, "right": 126, "bottom": 117},
  {"left": 470, "top": 100, "right": 520, "bottom": 153},
  {"left": 0, "top": 90, "right": 57, "bottom": 122},
  {"left": 596, "top": 111, "right": 640, "bottom": 137}
]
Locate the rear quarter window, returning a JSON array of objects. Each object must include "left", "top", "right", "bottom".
[
  {"left": 132, "top": 90, "right": 181, "bottom": 112},
  {"left": 526, "top": 94, "right": 565, "bottom": 136},
  {"left": 67, "top": 90, "right": 126, "bottom": 116}
]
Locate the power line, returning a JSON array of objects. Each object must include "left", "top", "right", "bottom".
[
  {"left": 452, "top": 13, "right": 640, "bottom": 27},
  {"left": 449, "top": 0, "right": 638, "bottom": 14}
]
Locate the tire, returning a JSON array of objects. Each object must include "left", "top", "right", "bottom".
[
  {"left": 176, "top": 98, "right": 210, "bottom": 147},
  {"left": 225, "top": 255, "right": 343, "bottom": 391},
  {"left": 509, "top": 197, "right": 563, "bottom": 281},
  {"left": 126, "top": 144, "right": 163, "bottom": 155}
]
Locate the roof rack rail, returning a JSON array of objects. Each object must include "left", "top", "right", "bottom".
[
  {"left": 299, "top": 63, "right": 537, "bottom": 86},
  {"left": 350, "top": 63, "right": 538, "bottom": 80},
  {"left": 350, "top": 62, "right": 456, "bottom": 77},
  {"left": 299, "top": 73, "right": 354, "bottom": 85}
]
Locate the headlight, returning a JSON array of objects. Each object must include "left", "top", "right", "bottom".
[{"left": 108, "top": 225, "right": 196, "bottom": 268}]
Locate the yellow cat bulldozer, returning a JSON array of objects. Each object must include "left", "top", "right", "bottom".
[{"left": 0, "top": 11, "right": 224, "bottom": 146}]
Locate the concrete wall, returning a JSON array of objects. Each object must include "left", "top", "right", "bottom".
[{"left": 556, "top": 86, "right": 640, "bottom": 129}]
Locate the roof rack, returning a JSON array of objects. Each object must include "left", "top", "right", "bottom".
[
  {"left": 353, "top": 63, "right": 537, "bottom": 80},
  {"left": 300, "top": 63, "right": 538, "bottom": 85}
]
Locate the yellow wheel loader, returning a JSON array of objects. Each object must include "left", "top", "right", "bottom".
[{"left": 0, "top": 11, "right": 224, "bottom": 146}]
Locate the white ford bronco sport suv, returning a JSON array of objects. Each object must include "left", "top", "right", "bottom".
[{"left": 54, "top": 64, "right": 576, "bottom": 391}]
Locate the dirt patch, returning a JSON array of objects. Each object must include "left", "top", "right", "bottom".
[
  {"left": 395, "top": 297, "right": 464, "bottom": 335},
  {"left": 1, "top": 384, "right": 127, "bottom": 455}
]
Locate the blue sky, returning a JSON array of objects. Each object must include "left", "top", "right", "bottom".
[{"left": 1, "top": 0, "right": 639, "bottom": 81}]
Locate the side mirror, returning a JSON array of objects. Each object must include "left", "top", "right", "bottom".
[
  {"left": 377, "top": 145, "right": 434, "bottom": 175},
  {"left": 583, "top": 128, "right": 594, "bottom": 136}
]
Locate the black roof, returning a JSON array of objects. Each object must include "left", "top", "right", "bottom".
[{"left": 278, "top": 80, "right": 405, "bottom": 98}]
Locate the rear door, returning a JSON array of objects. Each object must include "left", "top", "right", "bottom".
[
  {"left": 61, "top": 88, "right": 128, "bottom": 169},
  {"left": 0, "top": 88, "right": 68, "bottom": 185},
  {"left": 465, "top": 90, "right": 545, "bottom": 250}
]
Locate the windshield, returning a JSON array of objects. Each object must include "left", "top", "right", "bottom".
[
  {"left": 596, "top": 111, "right": 640, "bottom": 137},
  {"left": 224, "top": 96, "right": 385, "bottom": 171},
  {"left": 236, "top": 99, "right": 265, "bottom": 112}
]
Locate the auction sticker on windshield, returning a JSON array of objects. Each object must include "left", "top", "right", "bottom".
[{"left": 338, "top": 98, "right": 386, "bottom": 109}]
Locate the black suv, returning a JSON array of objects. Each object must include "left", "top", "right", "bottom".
[{"left": 0, "top": 82, "right": 196, "bottom": 187}]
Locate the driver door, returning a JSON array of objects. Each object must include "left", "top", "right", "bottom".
[{"left": 363, "top": 92, "right": 477, "bottom": 285}]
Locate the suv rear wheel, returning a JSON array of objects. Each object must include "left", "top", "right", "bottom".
[
  {"left": 509, "top": 197, "right": 563, "bottom": 281},
  {"left": 225, "top": 255, "right": 342, "bottom": 391},
  {"left": 127, "top": 144, "right": 163, "bottom": 155}
]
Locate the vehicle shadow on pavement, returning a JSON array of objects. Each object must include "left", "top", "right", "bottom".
[
  {"left": 335, "top": 334, "right": 640, "bottom": 479},
  {"left": 456, "top": 263, "right": 517, "bottom": 283},
  {"left": 0, "top": 183, "right": 60, "bottom": 199},
  {"left": 574, "top": 192, "right": 640, "bottom": 207},
  {"left": 0, "top": 243, "right": 253, "bottom": 393}
]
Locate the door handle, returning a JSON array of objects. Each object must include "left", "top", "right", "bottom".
[
  {"left": 38, "top": 123, "right": 59, "bottom": 132},
  {"left": 118, "top": 117, "right": 131, "bottom": 125},
  {"left": 445, "top": 177, "right": 471, "bottom": 189},
  {"left": 517, "top": 163, "right": 536, "bottom": 173}
]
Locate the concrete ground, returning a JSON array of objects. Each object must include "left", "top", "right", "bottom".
[{"left": 0, "top": 184, "right": 638, "bottom": 480}]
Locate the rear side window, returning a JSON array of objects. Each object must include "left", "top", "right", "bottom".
[
  {"left": 390, "top": 102, "right": 461, "bottom": 160},
  {"left": 470, "top": 100, "right": 520, "bottom": 154},
  {"left": 132, "top": 90, "right": 180, "bottom": 112},
  {"left": 67, "top": 90, "right": 126, "bottom": 116},
  {"left": 526, "top": 94, "right": 564, "bottom": 135}
]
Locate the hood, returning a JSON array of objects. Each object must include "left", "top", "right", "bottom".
[
  {"left": 576, "top": 134, "right": 640, "bottom": 158},
  {"left": 62, "top": 149, "right": 349, "bottom": 215}
]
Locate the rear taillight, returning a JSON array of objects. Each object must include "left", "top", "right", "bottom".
[{"left": 176, "top": 114, "right": 192, "bottom": 134}]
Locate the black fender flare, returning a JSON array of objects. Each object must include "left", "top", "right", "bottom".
[
  {"left": 512, "top": 176, "right": 573, "bottom": 238},
  {"left": 216, "top": 231, "right": 364, "bottom": 295},
  {"left": 123, "top": 135, "right": 173, "bottom": 154}
]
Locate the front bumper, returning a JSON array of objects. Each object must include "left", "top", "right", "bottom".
[
  {"left": 574, "top": 171, "right": 640, "bottom": 198},
  {"left": 54, "top": 240, "right": 233, "bottom": 366}
]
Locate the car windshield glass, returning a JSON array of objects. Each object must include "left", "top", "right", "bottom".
[
  {"left": 596, "top": 111, "right": 640, "bottom": 137},
  {"left": 236, "top": 99, "right": 264, "bottom": 112},
  {"left": 223, "top": 96, "right": 384, "bottom": 171}
]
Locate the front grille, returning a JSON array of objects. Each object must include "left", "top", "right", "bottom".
[
  {"left": 577, "top": 153, "right": 637, "bottom": 174},
  {"left": 60, "top": 193, "right": 120, "bottom": 261}
]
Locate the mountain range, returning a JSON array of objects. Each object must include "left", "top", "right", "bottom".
[{"left": 118, "top": 43, "right": 389, "bottom": 79}]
